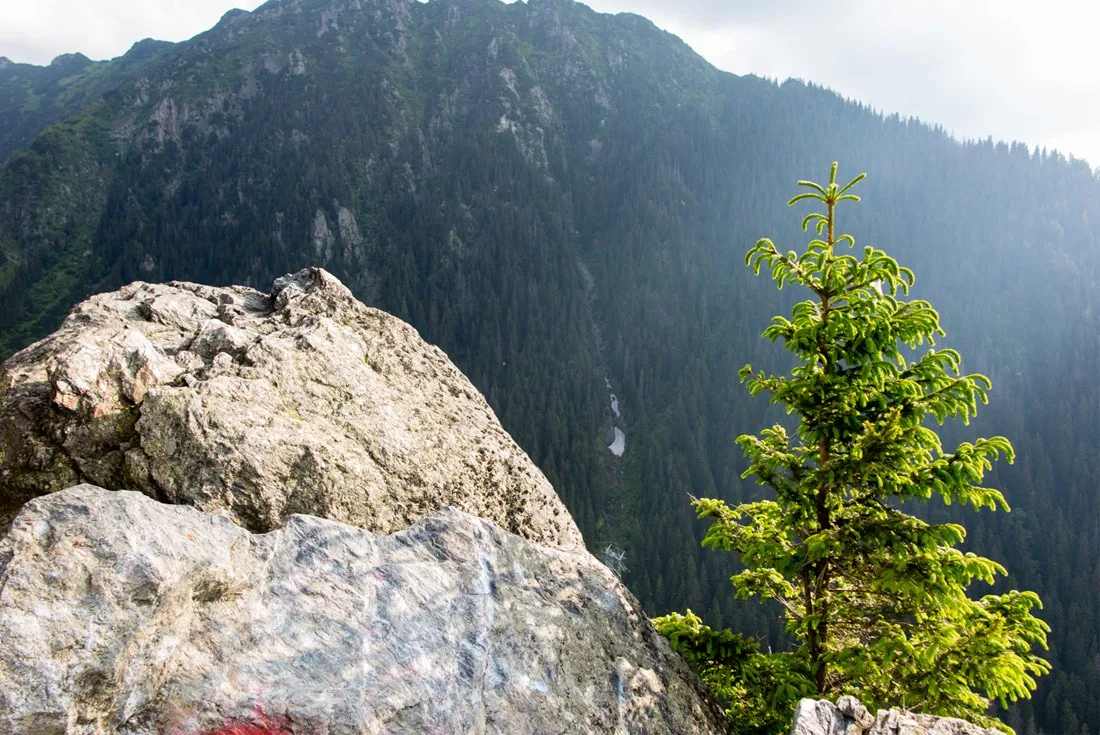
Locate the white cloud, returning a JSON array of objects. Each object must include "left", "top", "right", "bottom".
[
  {"left": 1, "top": 0, "right": 1097, "bottom": 168},
  {"left": 0, "top": 0, "right": 265, "bottom": 65},
  {"left": 585, "top": 0, "right": 1100, "bottom": 167}
]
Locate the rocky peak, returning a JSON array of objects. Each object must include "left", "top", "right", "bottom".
[
  {"left": 218, "top": 7, "right": 251, "bottom": 24},
  {"left": 0, "top": 268, "right": 583, "bottom": 549},
  {"left": 48, "top": 52, "right": 93, "bottom": 70},
  {"left": 120, "top": 39, "right": 175, "bottom": 65}
]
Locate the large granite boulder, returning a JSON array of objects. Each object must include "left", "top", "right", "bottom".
[
  {"left": 0, "top": 268, "right": 582, "bottom": 549},
  {"left": 791, "top": 697, "right": 1000, "bottom": 735},
  {"left": 0, "top": 485, "right": 729, "bottom": 734}
]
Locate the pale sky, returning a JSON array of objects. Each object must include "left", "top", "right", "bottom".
[{"left": 2, "top": 0, "right": 1098, "bottom": 169}]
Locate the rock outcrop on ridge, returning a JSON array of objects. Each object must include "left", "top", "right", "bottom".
[
  {"left": 0, "top": 268, "right": 582, "bottom": 549},
  {"left": 0, "top": 485, "right": 729, "bottom": 734},
  {"left": 791, "top": 697, "right": 1000, "bottom": 735}
]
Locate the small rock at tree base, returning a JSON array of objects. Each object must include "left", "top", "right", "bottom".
[{"left": 791, "top": 697, "right": 1002, "bottom": 735}]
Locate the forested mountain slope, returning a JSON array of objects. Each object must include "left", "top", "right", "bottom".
[
  {"left": 0, "top": 40, "right": 173, "bottom": 165},
  {"left": 0, "top": 0, "right": 1096, "bottom": 730}
]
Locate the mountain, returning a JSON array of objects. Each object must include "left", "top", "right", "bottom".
[
  {"left": 0, "top": 40, "right": 173, "bottom": 165},
  {"left": 0, "top": 0, "right": 1097, "bottom": 730}
]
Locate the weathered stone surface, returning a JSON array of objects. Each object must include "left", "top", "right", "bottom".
[
  {"left": 791, "top": 697, "right": 1000, "bottom": 735},
  {"left": 790, "top": 697, "right": 871, "bottom": 735},
  {"left": 0, "top": 485, "right": 729, "bottom": 734},
  {"left": 0, "top": 268, "right": 582, "bottom": 549}
]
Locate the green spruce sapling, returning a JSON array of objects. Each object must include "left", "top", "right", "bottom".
[{"left": 657, "top": 163, "right": 1050, "bottom": 733}]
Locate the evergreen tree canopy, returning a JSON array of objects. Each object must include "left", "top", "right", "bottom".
[{"left": 668, "top": 164, "right": 1051, "bottom": 732}]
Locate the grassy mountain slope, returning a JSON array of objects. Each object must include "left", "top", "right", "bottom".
[{"left": 0, "top": 40, "right": 173, "bottom": 165}]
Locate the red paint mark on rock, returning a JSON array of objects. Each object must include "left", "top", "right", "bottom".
[
  {"left": 205, "top": 726, "right": 291, "bottom": 735},
  {"left": 203, "top": 711, "right": 295, "bottom": 735}
]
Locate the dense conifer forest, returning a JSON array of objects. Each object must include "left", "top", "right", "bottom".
[{"left": 0, "top": 0, "right": 1096, "bottom": 730}]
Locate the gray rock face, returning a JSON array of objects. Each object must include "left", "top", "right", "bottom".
[
  {"left": 791, "top": 698, "right": 1000, "bottom": 735},
  {"left": 790, "top": 697, "right": 874, "bottom": 735},
  {"left": 0, "top": 485, "right": 729, "bottom": 734},
  {"left": 0, "top": 268, "right": 582, "bottom": 550}
]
